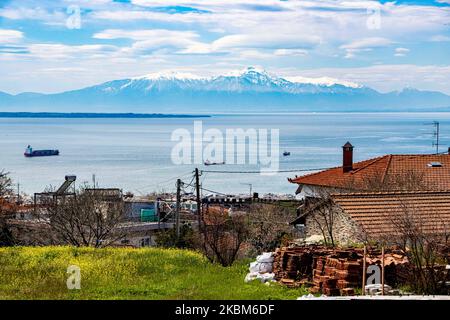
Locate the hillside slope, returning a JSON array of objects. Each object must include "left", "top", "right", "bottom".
[{"left": 0, "top": 246, "right": 304, "bottom": 300}]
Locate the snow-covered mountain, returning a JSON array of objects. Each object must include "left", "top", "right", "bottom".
[
  {"left": 99, "top": 67, "right": 366, "bottom": 94},
  {"left": 1, "top": 67, "right": 450, "bottom": 112}
]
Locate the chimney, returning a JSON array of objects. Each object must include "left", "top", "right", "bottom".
[
  {"left": 342, "top": 142, "right": 353, "bottom": 173},
  {"left": 448, "top": 147, "right": 450, "bottom": 155}
]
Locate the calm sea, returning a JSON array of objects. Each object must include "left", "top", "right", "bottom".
[{"left": 1, "top": 113, "right": 449, "bottom": 196}]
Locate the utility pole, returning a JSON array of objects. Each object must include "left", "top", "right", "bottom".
[
  {"left": 175, "top": 179, "right": 181, "bottom": 240},
  {"left": 17, "top": 182, "right": 20, "bottom": 204},
  {"left": 381, "top": 246, "right": 385, "bottom": 296},
  {"left": 362, "top": 245, "right": 367, "bottom": 296},
  {"left": 195, "top": 168, "right": 202, "bottom": 228},
  {"left": 240, "top": 183, "right": 252, "bottom": 197}
]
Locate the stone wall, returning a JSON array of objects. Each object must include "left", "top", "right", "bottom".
[{"left": 304, "top": 205, "right": 364, "bottom": 245}]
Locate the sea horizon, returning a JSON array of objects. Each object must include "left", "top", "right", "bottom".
[{"left": 2, "top": 112, "right": 448, "bottom": 196}]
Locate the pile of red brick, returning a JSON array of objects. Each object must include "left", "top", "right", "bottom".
[
  {"left": 273, "top": 245, "right": 410, "bottom": 296},
  {"left": 311, "top": 251, "right": 362, "bottom": 296},
  {"left": 273, "top": 245, "right": 333, "bottom": 287}
]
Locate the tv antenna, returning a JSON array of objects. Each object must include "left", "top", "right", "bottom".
[
  {"left": 425, "top": 121, "right": 441, "bottom": 154},
  {"left": 432, "top": 121, "right": 441, "bottom": 154}
]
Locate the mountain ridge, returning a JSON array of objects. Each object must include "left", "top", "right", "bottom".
[{"left": 1, "top": 67, "right": 449, "bottom": 112}]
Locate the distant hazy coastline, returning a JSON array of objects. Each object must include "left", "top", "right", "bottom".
[{"left": 0, "top": 112, "right": 210, "bottom": 118}]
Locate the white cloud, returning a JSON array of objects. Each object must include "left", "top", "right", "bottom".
[
  {"left": 0, "top": 7, "right": 65, "bottom": 21},
  {"left": 93, "top": 29, "right": 199, "bottom": 41},
  {"left": 27, "top": 44, "right": 119, "bottom": 59},
  {"left": 90, "top": 1, "right": 450, "bottom": 61},
  {"left": 430, "top": 35, "right": 450, "bottom": 42},
  {"left": 394, "top": 47, "right": 410, "bottom": 57},
  {"left": 64, "top": 0, "right": 113, "bottom": 4},
  {"left": 0, "top": 29, "right": 24, "bottom": 44},
  {"left": 179, "top": 33, "right": 319, "bottom": 55},
  {"left": 341, "top": 37, "right": 393, "bottom": 50},
  {"left": 1, "top": 0, "right": 450, "bottom": 94},
  {"left": 212, "top": 34, "right": 320, "bottom": 50},
  {"left": 274, "top": 49, "right": 308, "bottom": 57},
  {"left": 340, "top": 37, "right": 393, "bottom": 58},
  {"left": 177, "top": 43, "right": 213, "bottom": 54},
  {"left": 235, "top": 50, "right": 275, "bottom": 60},
  {"left": 94, "top": 29, "right": 210, "bottom": 55}
]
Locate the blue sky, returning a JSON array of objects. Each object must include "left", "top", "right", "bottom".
[{"left": 0, "top": 0, "right": 449, "bottom": 94}]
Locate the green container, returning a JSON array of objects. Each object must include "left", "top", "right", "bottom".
[{"left": 141, "top": 209, "right": 157, "bottom": 222}]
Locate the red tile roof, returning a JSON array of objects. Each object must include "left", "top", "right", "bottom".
[
  {"left": 331, "top": 191, "right": 450, "bottom": 238},
  {"left": 289, "top": 154, "right": 450, "bottom": 191}
]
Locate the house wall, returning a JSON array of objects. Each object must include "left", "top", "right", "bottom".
[
  {"left": 124, "top": 201, "right": 156, "bottom": 221},
  {"left": 297, "top": 185, "right": 346, "bottom": 199},
  {"left": 304, "top": 206, "right": 364, "bottom": 245},
  {"left": 297, "top": 185, "right": 321, "bottom": 198},
  {"left": 117, "top": 230, "right": 159, "bottom": 247}
]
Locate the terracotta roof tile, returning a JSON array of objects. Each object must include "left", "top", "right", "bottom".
[
  {"left": 289, "top": 154, "right": 450, "bottom": 191},
  {"left": 331, "top": 191, "right": 450, "bottom": 238}
]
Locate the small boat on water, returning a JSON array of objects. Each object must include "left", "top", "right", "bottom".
[
  {"left": 24, "top": 145, "right": 59, "bottom": 157},
  {"left": 283, "top": 151, "right": 291, "bottom": 156},
  {"left": 204, "top": 160, "right": 225, "bottom": 166}
]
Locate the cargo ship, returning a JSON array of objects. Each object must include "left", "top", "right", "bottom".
[
  {"left": 24, "top": 145, "right": 59, "bottom": 157},
  {"left": 204, "top": 160, "right": 225, "bottom": 166}
]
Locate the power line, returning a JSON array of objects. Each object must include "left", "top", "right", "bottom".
[
  {"left": 158, "top": 171, "right": 193, "bottom": 184},
  {"left": 200, "top": 186, "right": 229, "bottom": 196},
  {"left": 200, "top": 171, "right": 208, "bottom": 184},
  {"left": 183, "top": 175, "right": 195, "bottom": 191},
  {"left": 146, "top": 171, "right": 193, "bottom": 189},
  {"left": 133, "top": 172, "right": 192, "bottom": 195},
  {"left": 201, "top": 167, "right": 333, "bottom": 174}
]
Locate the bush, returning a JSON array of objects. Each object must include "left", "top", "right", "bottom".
[{"left": 155, "top": 223, "right": 198, "bottom": 249}]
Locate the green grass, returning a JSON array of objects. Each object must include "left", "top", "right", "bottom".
[{"left": 0, "top": 246, "right": 306, "bottom": 300}]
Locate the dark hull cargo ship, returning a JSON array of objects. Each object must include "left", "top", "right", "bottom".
[{"left": 24, "top": 145, "right": 59, "bottom": 157}]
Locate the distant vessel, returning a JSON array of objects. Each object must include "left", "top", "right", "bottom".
[
  {"left": 283, "top": 151, "right": 291, "bottom": 156},
  {"left": 24, "top": 145, "right": 59, "bottom": 157},
  {"left": 204, "top": 160, "right": 225, "bottom": 166}
]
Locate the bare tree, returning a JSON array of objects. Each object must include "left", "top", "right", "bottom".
[
  {"left": 0, "top": 202, "right": 16, "bottom": 246},
  {"left": 247, "top": 203, "right": 296, "bottom": 252},
  {"left": 304, "top": 190, "right": 340, "bottom": 247},
  {"left": 381, "top": 203, "right": 450, "bottom": 294},
  {"left": 36, "top": 186, "right": 125, "bottom": 247},
  {"left": 201, "top": 206, "right": 249, "bottom": 266},
  {"left": 0, "top": 171, "right": 15, "bottom": 246},
  {"left": 0, "top": 170, "right": 13, "bottom": 197}
]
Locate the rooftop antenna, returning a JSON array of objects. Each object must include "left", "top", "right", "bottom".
[
  {"left": 424, "top": 121, "right": 441, "bottom": 154},
  {"left": 432, "top": 121, "right": 440, "bottom": 154}
]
